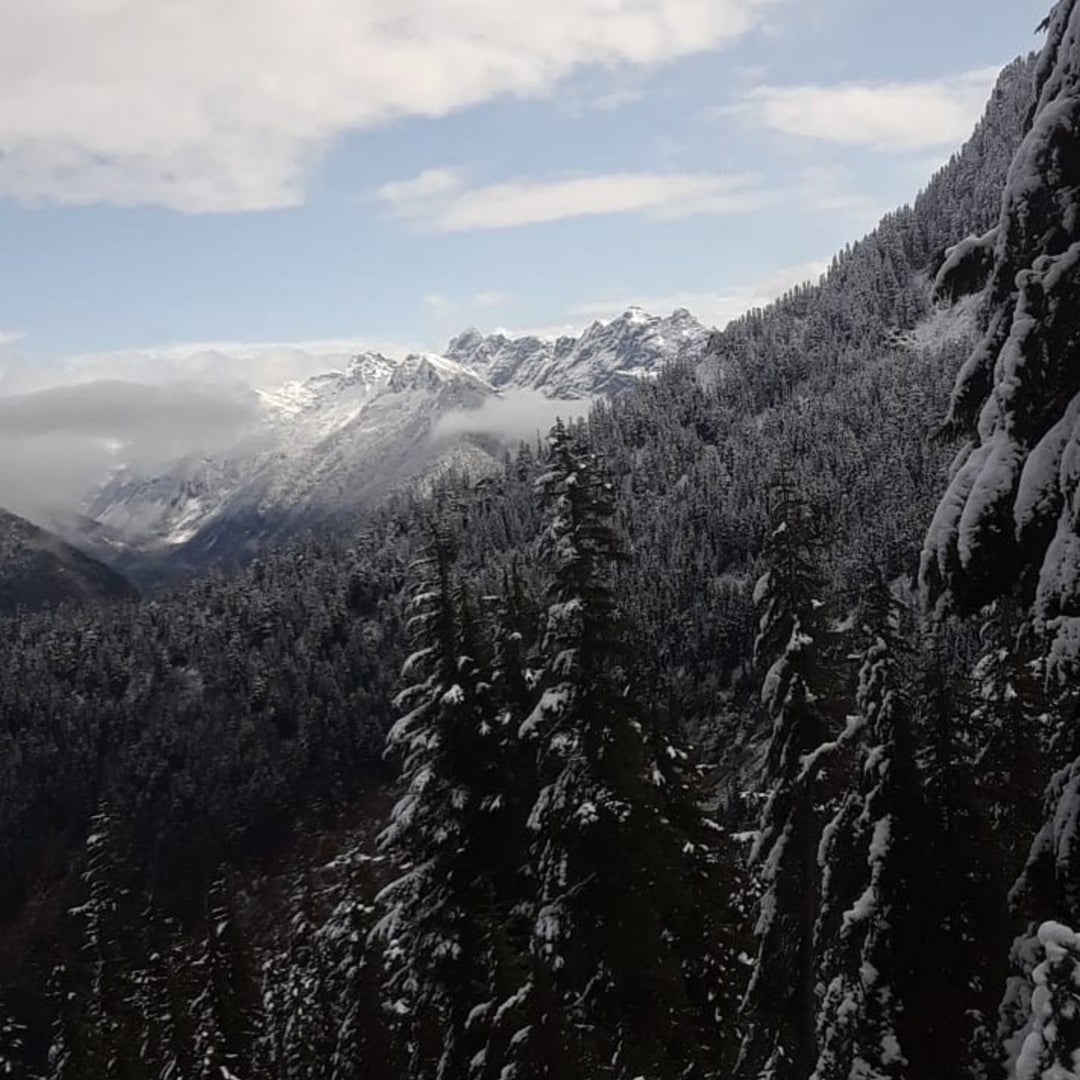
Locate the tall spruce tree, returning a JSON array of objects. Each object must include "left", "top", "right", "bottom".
[
  {"left": 966, "top": 609, "right": 1050, "bottom": 1079},
  {"left": 375, "top": 519, "right": 527, "bottom": 1080},
  {"left": 321, "top": 846, "right": 398, "bottom": 1080},
  {"left": 739, "top": 473, "right": 836, "bottom": 1080},
  {"left": 498, "top": 420, "right": 744, "bottom": 1080},
  {"left": 58, "top": 807, "right": 144, "bottom": 1080},
  {"left": 189, "top": 874, "right": 261, "bottom": 1080},
  {"left": 910, "top": 624, "right": 989, "bottom": 1078},
  {"left": 812, "top": 585, "right": 925, "bottom": 1080},
  {"left": 261, "top": 880, "right": 336, "bottom": 1080},
  {"left": 136, "top": 910, "right": 198, "bottom": 1080}
]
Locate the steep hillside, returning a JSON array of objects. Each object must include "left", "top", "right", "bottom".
[
  {"left": 76, "top": 352, "right": 496, "bottom": 584},
  {"left": 0, "top": 508, "right": 136, "bottom": 614}
]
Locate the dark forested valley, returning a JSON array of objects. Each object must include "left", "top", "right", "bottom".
[{"left": 3, "top": 7, "right": 1080, "bottom": 1080}]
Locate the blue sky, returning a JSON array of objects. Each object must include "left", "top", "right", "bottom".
[{"left": 0, "top": 0, "right": 1050, "bottom": 386}]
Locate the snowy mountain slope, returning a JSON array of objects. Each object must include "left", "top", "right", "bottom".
[
  {"left": 75, "top": 350, "right": 499, "bottom": 583},
  {"left": 0, "top": 507, "right": 137, "bottom": 614},
  {"left": 87, "top": 351, "right": 404, "bottom": 549},
  {"left": 69, "top": 309, "right": 705, "bottom": 582}
]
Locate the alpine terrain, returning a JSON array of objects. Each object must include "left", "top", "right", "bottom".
[{"left": 2, "top": 6, "right": 1080, "bottom": 1080}]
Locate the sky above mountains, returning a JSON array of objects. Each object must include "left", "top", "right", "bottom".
[{"left": 0, "top": 0, "right": 1049, "bottom": 388}]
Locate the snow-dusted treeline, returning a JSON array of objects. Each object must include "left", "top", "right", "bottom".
[{"left": 6, "top": 8, "right": 1080, "bottom": 1080}]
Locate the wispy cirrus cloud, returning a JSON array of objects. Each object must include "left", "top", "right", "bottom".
[
  {"left": 0, "top": 0, "right": 787, "bottom": 213},
  {"left": 727, "top": 66, "right": 1003, "bottom": 151},
  {"left": 375, "top": 168, "right": 765, "bottom": 232}
]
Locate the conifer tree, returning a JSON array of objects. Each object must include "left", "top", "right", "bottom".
[
  {"left": 323, "top": 847, "right": 398, "bottom": 1080},
  {"left": 261, "top": 880, "right": 336, "bottom": 1080},
  {"left": 375, "top": 519, "right": 524, "bottom": 1080},
  {"left": 912, "top": 626, "right": 987, "bottom": 1078},
  {"left": 739, "top": 475, "right": 835, "bottom": 1080},
  {"left": 135, "top": 908, "right": 198, "bottom": 1080},
  {"left": 919, "top": 7, "right": 1080, "bottom": 1071},
  {"left": 56, "top": 807, "right": 144, "bottom": 1080},
  {"left": 463, "top": 571, "right": 543, "bottom": 1080},
  {"left": 500, "top": 420, "right": 744, "bottom": 1080},
  {"left": 190, "top": 874, "right": 260, "bottom": 1080},
  {"left": 812, "top": 584, "right": 925, "bottom": 1080},
  {"left": 1013, "top": 922, "right": 1080, "bottom": 1080},
  {"left": 46, "top": 962, "right": 88, "bottom": 1080},
  {"left": 967, "top": 609, "right": 1050, "bottom": 1078},
  {"left": 1002, "top": 751, "right": 1080, "bottom": 1076}
]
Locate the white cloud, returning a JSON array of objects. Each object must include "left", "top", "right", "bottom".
[
  {"left": 378, "top": 168, "right": 465, "bottom": 206},
  {"left": 734, "top": 67, "right": 1002, "bottom": 151},
  {"left": 0, "top": 330, "right": 23, "bottom": 348},
  {"left": 473, "top": 290, "right": 511, "bottom": 309},
  {"left": 433, "top": 388, "right": 591, "bottom": 443},
  {"left": 0, "top": 337, "right": 420, "bottom": 396},
  {"left": 572, "top": 259, "right": 828, "bottom": 329},
  {"left": 376, "top": 168, "right": 764, "bottom": 231},
  {"left": 0, "top": 0, "right": 785, "bottom": 213},
  {"left": 0, "top": 380, "right": 259, "bottom": 518}
]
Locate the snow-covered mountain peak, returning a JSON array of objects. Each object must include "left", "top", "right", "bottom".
[
  {"left": 302, "top": 351, "right": 397, "bottom": 400},
  {"left": 343, "top": 351, "right": 398, "bottom": 385},
  {"left": 258, "top": 351, "right": 396, "bottom": 418},
  {"left": 387, "top": 352, "right": 490, "bottom": 395},
  {"left": 446, "top": 326, "right": 487, "bottom": 355},
  {"left": 446, "top": 307, "right": 709, "bottom": 398}
]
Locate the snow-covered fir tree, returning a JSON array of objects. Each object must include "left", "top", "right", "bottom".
[
  {"left": 812, "top": 585, "right": 924, "bottom": 1080},
  {"left": 739, "top": 475, "right": 836, "bottom": 1080},
  {"left": 1013, "top": 922, "right": 1080, "bottom": 1080},
  {"left": 318, "top": 847, "right": 397, "bottom": 1080},
  {"left": 375, "top": 519, "right": 526, "bottom": 1080},
  {"left": 189, "top": 875, "right": 260, "bottom": 1080},
  {"left": 47, "top": 807, "right": 145, "bottom": 1080},
  {"left": 921, "top": 2, "right": 1080, "bottom": 1071},
  {"left": 261, "top": 880, "right": 336, "bottom": 1080},
  {"left": 500, "top": 420, "right": 745, "bottom": 1080},
  {"left": 963, "top": 608, "right": 1051, "bottom": 1077},
  {"left": 911, "top": 625, "right": 991, "bottom": 1078},
  {"left": 133, "top": 908, "right": 198, "bottom": 1080}
]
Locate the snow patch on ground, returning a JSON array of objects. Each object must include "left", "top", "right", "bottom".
[{"left": 908, "top": 293, "right": 982, "bottom": 354}]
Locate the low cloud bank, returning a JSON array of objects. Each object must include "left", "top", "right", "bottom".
[
  {"left": 0, "top": 379, "right": 259, "bottom": 519},
  {"left": 432, "top": 388, "right": 591, "bottom": 443}
]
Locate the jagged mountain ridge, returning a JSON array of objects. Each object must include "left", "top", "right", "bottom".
[
  {"left": 0, "top": 507, "right": 137, "bottom": 614},
  {"left": 447, "top": 306, "right": 709, "bottom": 398},
  {"left": 71, "top": 308, "right": 708, "bottom": 583}
]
